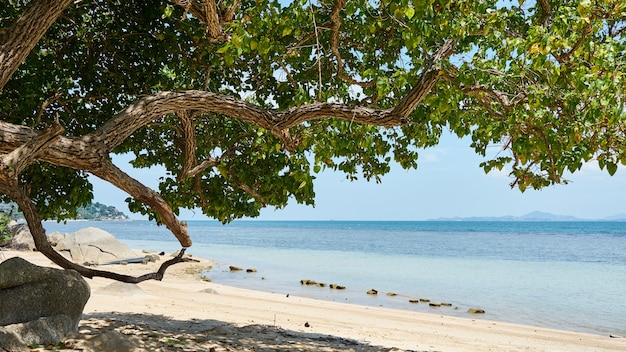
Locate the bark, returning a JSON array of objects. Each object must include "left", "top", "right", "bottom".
[{"left": 0, "top": 0, "right": 74, "bottom": 90}]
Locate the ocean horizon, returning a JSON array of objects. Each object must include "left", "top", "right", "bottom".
[{"left": 43, "top": 219, "right": 626, "bottom": 337}]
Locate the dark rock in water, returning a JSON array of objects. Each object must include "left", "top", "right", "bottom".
[
  {"left": 229, "top": 266, "right": 243, "bottom": 271},
  {"left": 300, "top": 279, "right": 317, "bottom": 285},
  {"left": 386, "top": 292, "right": 397, "bottom": 296},
  {"left": 246, "top": 268, "right": 257, "bottom": 273},
  {"left": 441, "top": 302, "right": 452, "bottom": 307},
  {"left": 429, "top": 302, "right": 441, "bottom": 307},
  {"left": 468, "top": 308, "right": 486, "bottom": 314},
  {"left": 317, "top": 282, "right": 326, "bottom": 287},
  {"left": 409, "top": 299, "right": 419, "bottom": 304},
  {"left": 419, "top": 298, "right": 430, "bottom": 302},
  {"left": 0, "top": 257, "right": 90, "bottom": 346},
  {"left": 366, "top": 289, "right": 378, "bottom": 295}
]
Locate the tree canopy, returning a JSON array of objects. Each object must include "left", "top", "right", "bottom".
[{"left": 0, "top": 0, "right": 624, "bottom": 281}]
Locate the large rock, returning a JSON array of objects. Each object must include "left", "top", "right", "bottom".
[
  {"left": 2, "top": 221, "right": 35, "bottom": 251},
  {"left": 54, "top": 227, "right": 138, "bottom": 264},
  {"left": 0, "top": 257, "right": 90, "bottom": 346}
]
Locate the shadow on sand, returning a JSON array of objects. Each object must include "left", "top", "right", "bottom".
[{"left": 66, "top": 312, "right": 441, "bottom": 352}]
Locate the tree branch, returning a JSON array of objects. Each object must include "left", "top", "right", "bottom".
[
  {"left": 0, "top": 0, "right": 74, "bottom": 90},
  {"left": 89, "top": 158, "right": 193, "bottom": 248},
  {"left": 537, "top": 0, "right": 551, "bottom": 26},
  {"left": 0, "top": 120, "right": 64, "bottom": 182},
  {"left": 0, "top": 179, "right": 188, "bottom": 282},
  {"left": 391, "top": 39, "right": 458, "bottom": 117},
  {"left": 329, "top": 0, "right": 375, "bottom": 88},
  {"left": 176, "top": 110, "right": 198, "bottom": 181}
]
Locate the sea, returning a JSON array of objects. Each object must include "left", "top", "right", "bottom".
[{"left": 42, "top": 220, "right": 626, "bottom": 337}]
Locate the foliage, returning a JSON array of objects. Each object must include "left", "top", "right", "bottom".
[
  {"left": 74, "top": 202, "right": 129, "bottom": 221},
  {"left": 0, "top": 210, "right": 13, "bottom": 244},
  {"left": 0, "top": 0, "right": 624, "bottom": 224}
]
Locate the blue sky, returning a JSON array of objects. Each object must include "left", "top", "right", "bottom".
[{"left": 90, "top": 132, "right": 626, "bottom": 221}]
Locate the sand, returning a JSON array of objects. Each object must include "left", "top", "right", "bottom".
[{"left": 1, "top": 248, "right": 624, "bottom": 352}]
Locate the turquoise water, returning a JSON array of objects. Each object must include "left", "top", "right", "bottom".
[{"left": 43, "top": 220, "right": 626, "bottom": 336}]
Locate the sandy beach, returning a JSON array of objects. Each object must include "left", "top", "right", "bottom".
[{"left": 1, "top": 248, "right": 624, "bottom": 352}]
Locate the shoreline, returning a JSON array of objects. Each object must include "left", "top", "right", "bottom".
[{"left": 2, "top": 249, "right": 625, "bottom": 351}]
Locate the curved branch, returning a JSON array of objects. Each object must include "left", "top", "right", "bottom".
[{"left": 90, "top": 158, "right": 192, "bottom": 248}]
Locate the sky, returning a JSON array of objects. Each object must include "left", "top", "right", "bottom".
[{"left": 89, "top": 132, "right": 626, "bottom": 221}]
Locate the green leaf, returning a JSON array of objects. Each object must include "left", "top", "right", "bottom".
[
  {"left": 606, "top": 162, "right": 618, "bottom": 176},
  {"left": 404, "top": 7, "right": 415, "bottom": 19}
]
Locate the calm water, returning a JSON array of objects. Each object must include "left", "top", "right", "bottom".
[{"left": 43, "top": 220, "right": 626, "bottom": 336}]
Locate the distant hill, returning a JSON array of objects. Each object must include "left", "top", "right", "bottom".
[
  {"left": 75, "top": 202, "right": 129, "bottom": 220},
  {"left": 430, "top": 211, "right": 626, "bottom": 222}
]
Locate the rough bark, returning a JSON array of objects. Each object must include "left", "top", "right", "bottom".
[{"left": 0, "top": 0, "right": 74, "bottom": 90}]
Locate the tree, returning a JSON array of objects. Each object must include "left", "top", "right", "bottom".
[{"left": 0, "top": 0, "right": 624, "bottom": 282}]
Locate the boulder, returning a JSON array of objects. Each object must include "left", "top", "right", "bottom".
[
  {"left": 54, "top": 227, "right": 138, "bottom": 264},
  {"left": 2, "top": 222, "right": 35, "bottom": 251},
  {"left": 0, "top": 257, "right": 90, "bottom": 346}
]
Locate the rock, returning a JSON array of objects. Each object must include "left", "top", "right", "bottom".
[
  {"left": 0, "top": 257, "right": 90, "bottom": 346},
  {"left": 229, "top": 266, "right": 243, "bottom": 271},
  {"left": 429, "top": 302, "right": 441, "bottom": 307},
  {"left": 3, "top": 315, "right": 74, "bottom": 346},
  {"left": 441, "top": 302, "right": 452, "bottom": 306},
  {"left": 143, "top": 254, "right": 160, "bottom": 262},
  {"left": 300, "top": 279, "right": 317, "bottom": 285},
  {"left": 330, "top": 284, "right": 346, "bottom": 290},
  {"left": 0, "top": 329, "right": 27, "bottom": 351},
  {"left": 46, "top": 231, "right": 66, "bottom": 247},
  {"left": 468, "top": 308, "right": 486, "bottom": 314},
  {"left": 317, "top": 282, "right": 326, "bottom": 287},
  {"left": 366, "top": 289, "right": 378, "bottom": 295},
  {"left": 82, "top": 330, "right": 135, "bottom": 352},
  {"left": 54, "top": 227, "right": 138, "bottom": 264},
  {"left": 419, "top": 298, "right": 430, "bottom": 302},
  {"left": 409, "top": 299, "right": 419, "bottom": 303},
  {"left": 246, "top": 268, "right": 257, "bottom": 273},
  {"left": 3, "top": 222, "right": 35, "bottom": 251},
  {"left": 386, "top": 292, "right": 397, "bottom": 296},
  {"left": 96, "top": 282, "right": 144, "bottom": 297}
]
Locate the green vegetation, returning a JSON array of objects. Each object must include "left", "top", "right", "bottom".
[
  {"left": 75, "top": 202, "right": 129, "bottom": 221},
  {"left": 0, "top": 211, "right": 13, "bottom": 245},
  {"left": 0, "top": 1, "right": 624, "bottom": 257}
]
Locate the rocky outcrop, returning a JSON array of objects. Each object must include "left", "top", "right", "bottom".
[
  {"left": 2, "top": 221, "right": 35, "bottom": 251},
  {"left": 53, "top": 227, "right": 139, "bottom": 264},
  {"left": 0, "top": 257, "right": 90, "bottom": 347}
]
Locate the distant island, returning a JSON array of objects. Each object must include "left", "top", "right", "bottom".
[
  {"left": 430, "top": 211, "right": 626, "bottom": 222},
  {"left": 75, "top": 202, "right": 129, "bottom": 221}
]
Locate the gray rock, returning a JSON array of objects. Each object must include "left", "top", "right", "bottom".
[
  {"left": 0, "top": 257, "right": 90, "bottom": 346},
  {"left": 2, "top": 315, "right": 74, "bottom": 346},
  {"left": 0, "top": 328, "right": 27, "bottom": 351},
  {"left": 46, "top": 231, "right": 67, "bottom": 247},
  {"left": 3, "top": 222, "right": 35, "bottom": 251},
  {"left": 96, "top": 281, "right": 144, "bottom": 296},
  {"left": 54, "top": 227, "right": 138, "bottom": 264}
]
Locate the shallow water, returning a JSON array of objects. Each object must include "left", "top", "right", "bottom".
[{"left": 43, "top": 220, "right": 626, "bottom": 336}]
